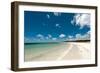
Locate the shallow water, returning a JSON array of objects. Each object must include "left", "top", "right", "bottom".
[
  {"left": 25, "top": 43, "right": 61, "bottom": 52},
  {"left": 24, "top": 43, "right": 64, "bottom": 60}
]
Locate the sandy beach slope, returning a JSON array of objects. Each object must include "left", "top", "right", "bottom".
[{"left": 25, "top": 42, "right": 91, "bottom": 61}]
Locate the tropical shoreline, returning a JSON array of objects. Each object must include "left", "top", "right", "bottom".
[{"left": 24, "top": 42, "right": 91, "bottom": 62}]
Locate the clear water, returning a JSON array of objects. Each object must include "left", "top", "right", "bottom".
[{"left": 24, "top": 43, "right": 62, "bottom": 55}]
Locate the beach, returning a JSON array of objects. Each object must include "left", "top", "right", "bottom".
[{"left": 24, "top": 42, "right": 91, "bottom": 61}]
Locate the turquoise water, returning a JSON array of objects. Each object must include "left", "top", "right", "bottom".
[
  {"left": 24, "top": 42, "right": 68, "bottom": 61},
  {"left": 24, "top": 43, "right": 62, "bottom": 55}
]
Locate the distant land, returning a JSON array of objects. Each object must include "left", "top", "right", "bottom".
[{"left": 64, "top": 40, "right": 90, "bottom": 42}]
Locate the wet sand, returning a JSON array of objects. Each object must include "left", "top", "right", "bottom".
[{"left": 25, "top": 42, "right": 91, "bottom": 61}]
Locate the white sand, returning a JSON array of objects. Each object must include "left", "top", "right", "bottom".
[{"left": 25, "top": 42, "right": 91, "bottom": 61}]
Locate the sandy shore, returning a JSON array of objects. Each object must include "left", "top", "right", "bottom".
[{"left": 25, "top": 42, "right": 91, "bottom": 61}]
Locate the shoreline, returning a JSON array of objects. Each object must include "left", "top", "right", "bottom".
[{"left": 24, "top": 42, "right": 91, "bottom": 62}]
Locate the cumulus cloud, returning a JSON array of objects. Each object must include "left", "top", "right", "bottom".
[
  {"left": 68, "top": 35, "right": 73, "bottom": 39},
  {"left": 52, "top": 38, "right": 57, "bottom": 41},
  {"left": 24, "top": 37, "right": 35, "bottom": 43},
  {"left": 66, "top": 31, "right": 90, "bottom": 41},
  {"left": 75, "top": 34, "right": 82, "bottom": 39},
  {"left": 48, "top": 34, "right": 52, "bottom": 38},
  {"left": 46, "top": 14, "right": 50, "bottom": 19},
  {"left": 75, "top": 31, "right": 90, "bottom": 40},
  {"left": 53, "top": 12, "right": 61, "bottom": 16},
  {"left": 45, "top": 37, "right": 49, "bottom": 40},
  {"left": 36, "top": 34, "right": 44, "bottom": 39},
  {"left": 83, "top": 31, "right": 90, "bottom": 40},
  {"left": 45, "top": 34, "right": 52, "bottom": 40},
  {"left": 87, "top": 31, "right": 90, "bottom": 34},
  {"left": 55, "top": 24, "right": 61, "bottom": 28},
  {"left": 66, "top": 35, "right": 74, "bottom": 41},
  {"left": 71, "top": 13, "right": 90, "bottom": 29},
  {"left": 59, "top": 34, "right": 66, "bottom": 38}
]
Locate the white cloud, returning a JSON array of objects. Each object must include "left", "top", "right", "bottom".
[
  {"left": 66, "top": 31, "right": 90, "bottom": 41},
  {"left": 83, "top": 31, "right": 90, "bottom": 40},
  {"left": 56, "top": 24, "right": 59, "bottom": 26},
  {"left": 46, "top": 14, "right": 50, "bottom": 19},
  {"left": 75, "top": 34, "right": 82, "bottom": 39},
  {"left": 71, "top": 14, "right": 90, "bottom": 29},
  {"left": 45, "top": 37, "right": 49, "bottom": 40},
  {"left": 55, "top": 24, "right": 61, "bottom": 28},
  {"left": 48, "top": 34, "right": 52, "bottom": 38},
  {"left": 75, "top": 31, "right": 90, "bottom": 40},
  {"left": 24, "top": 37, "right": 35, "bottom": 43},
  {"left": 87, "top": 31, "right": 90, "bottom": 34},
  {"left": 36, "top": 34, "right": 44, "bottom": 39},
  {"left": 45, "top": 34, "right": 52, "bottom": 40},
  {"left": 59, "top": 34, "right": 66, "bottom": 38},
  {"left": 52, "top": 38, "right": 57, "bottom": 41},
  {"left": 68, "top": 35, "right": 73, "bottom": 39},
  {"left": 53, "top": 12, "right": 61, "bottom": 16}
]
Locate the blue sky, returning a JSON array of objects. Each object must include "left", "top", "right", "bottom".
[{"left": 24, "top": 11, "right": 90, "bottom": 43}]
